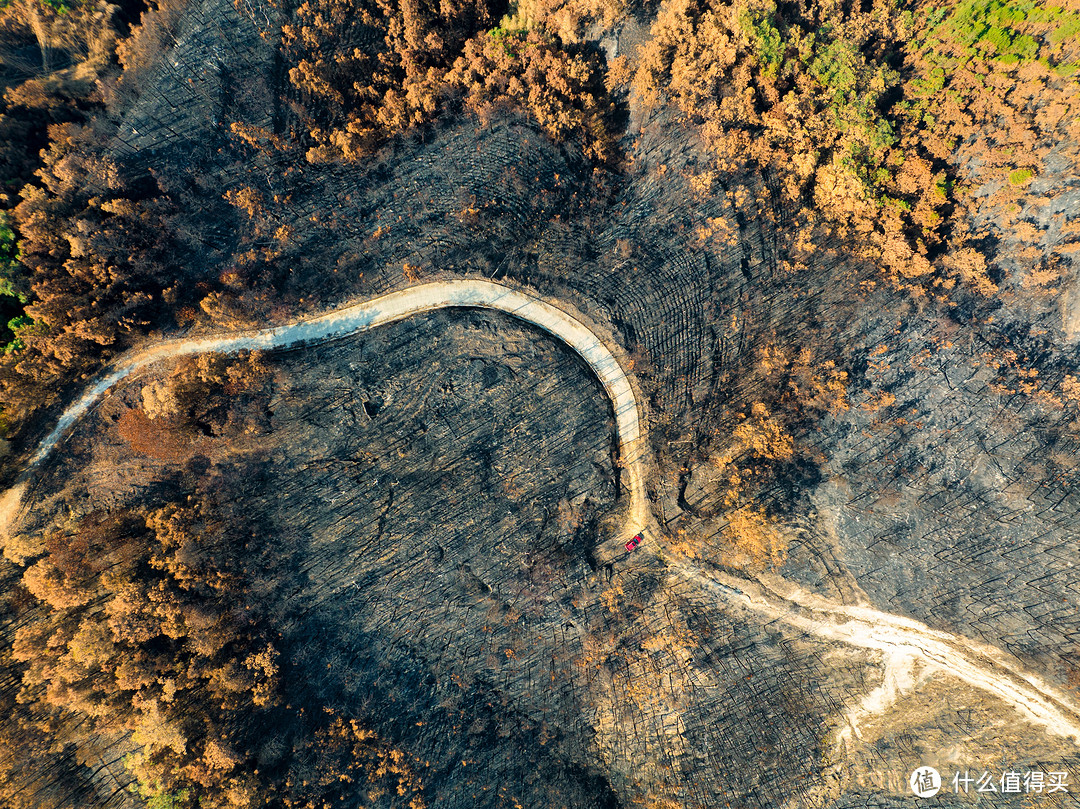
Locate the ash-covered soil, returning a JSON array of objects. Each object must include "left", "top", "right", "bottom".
[
  {"left": 24, "top": 309, "right": 885, "bottom": 808},
  {"left": 8, "top": 0, "right": 1080, "bottom": 803},
  {"left": 239, "top": 104, "right": 1080, "bottom": 695}
]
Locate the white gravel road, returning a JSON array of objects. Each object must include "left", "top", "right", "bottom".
[{"left": 5, "top": 280, "right": 651, "bottom": 543}]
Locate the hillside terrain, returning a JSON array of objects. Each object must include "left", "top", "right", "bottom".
[{"left": 1, "top": 0, "right": 1080, "bottom": 806}]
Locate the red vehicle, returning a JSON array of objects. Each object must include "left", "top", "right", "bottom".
[{"left": 625, "top": 532, "right": 644, "bottom": 552}]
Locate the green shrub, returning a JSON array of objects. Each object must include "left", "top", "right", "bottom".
[
  {"left": 0, "top": 213, "right": 19, "bottom": 298},
  {"left": 809, "top": 36, "right": 897, "bottom": 156},
  {"left": 1049, "top": 15, "right": 1080, "bottom": 42},
  {"left": 1009, "top": 167, "right": 1035, "bottom": 185},
  {"left": 487, "top": 26, "right": 525, "bottom": 58},
  {"left": 926, "top": 0, "right": 1080, "bottom": 68},
  {"left": 981, "top": 25, "right": 1014, "bottom": 52},
  {"left": 0, "top": 212, "right": 28, "bottom": 349},
  {"left": 740, "top": 8, "right": 785, "bottom": 77},
  {"left": 1009, "top": 32, "right": 1039, "bottom": 58},
  {"left": 924, "top": 0, "right": 1069, "bottom": 66},
  {"left": 4, "top": 316, "right": 35, "bottom": 354}
]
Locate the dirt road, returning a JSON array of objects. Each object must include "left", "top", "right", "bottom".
[
  {"left": 675, "top": 561, "right": 1080, "bottom": 746},
  {"left": 2, "top": 280, "right": 652, "bottom": 544},
  {"left": 3, "top": 277, "right": 1078, "bottom": 748}
]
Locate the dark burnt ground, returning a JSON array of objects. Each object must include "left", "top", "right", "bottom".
[
  {"left": 7, "top": 0, "right": 1080, "bottom": 803},
  {"left": 242, "top": 310, "right": 622, "bottom": 807},
  {"left": 16, "top": 308, "right": 623, "bottom": 807},
  {"left": 65, "top": 0, "right": 1080, "bottom": 695},
  {"left": 16, "top": 306, "right": 865, "bottom": 809},
  {"left": 247, "top": 107, "right": 1080, "bottom": 688}
]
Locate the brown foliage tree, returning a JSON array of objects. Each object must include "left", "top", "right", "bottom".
[
  {"left": 448, "top": 28, "right": 612, "bottom": 161},
  {"left": 280, "top": 0, "right": 613, "bottom": 162},
  {"left": 10, "top": 500, "right": 284, "bottom": 808},
  {"left": 4, "top": 475, "right": 432, "bottom": 809},
  {"left": 627, "top": 0, "right": 1049, "bottom": 295},
  {"left": 281, "top": 0, "right": 499, "bottom": 161},
  {"left": 0, "top": 124, "right": 211, "bottom": 437}
]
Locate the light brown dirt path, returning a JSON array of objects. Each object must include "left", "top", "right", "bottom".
[
  {"left": 673, "top": 561, "right": 1080, "bottom": 747},
  {"left": 0, "top": 280, "right": 653, "bottom": 547}
]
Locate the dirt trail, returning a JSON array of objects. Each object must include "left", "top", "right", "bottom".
[
  {"left": 3, "top": 278, "right": 1077, "bottom": 749},
  {"left": 674, "top": 561, "right": 1080, "bottom": 747},
  {"left": 1, "top": 280, "right": 652, "bottom": 543}
]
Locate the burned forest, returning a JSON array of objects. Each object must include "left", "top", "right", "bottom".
[{"left": 1, "top": 0, "right": 1080, "bottom": 806}]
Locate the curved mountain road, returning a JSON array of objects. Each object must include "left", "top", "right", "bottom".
[
  {"left": 2, "top": 280, "right": 653, "bottom": 546},
  {"left": 2, "top": 278, "right": 1079, "bottom": 748}
]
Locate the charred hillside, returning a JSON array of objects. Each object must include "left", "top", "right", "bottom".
[{"left": 1, "top": 0, "right": 1080, "bottom": 806}]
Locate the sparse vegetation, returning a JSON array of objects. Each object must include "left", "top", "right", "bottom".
[{"left": 722, "top": 507, "right": 787, "bottom": 569}]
